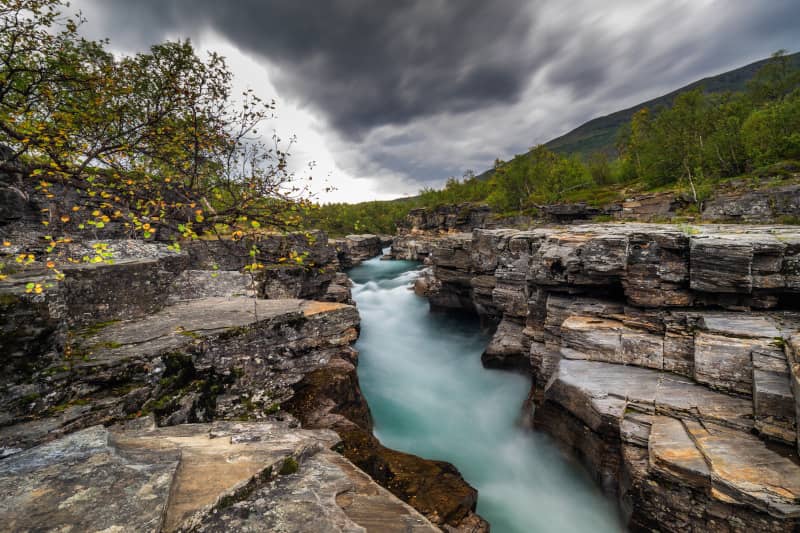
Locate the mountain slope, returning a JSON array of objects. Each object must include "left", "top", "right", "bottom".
[{"left": 541, "top": 51, "right": 800, "bottom": 159}]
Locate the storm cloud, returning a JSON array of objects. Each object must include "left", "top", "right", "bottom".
[
  {"left": 76, "top": 0, "right": 800, "bottom": 200},
  {"left": 80, "top": 0, "right": 550, "bottom": 137}
]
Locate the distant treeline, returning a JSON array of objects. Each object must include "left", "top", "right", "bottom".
[
  {"left": 311, "top": 51, "right": 800, "bottom": 234},
  {"left": 304, "top": 199, "right": 423, "bottom": 236}
]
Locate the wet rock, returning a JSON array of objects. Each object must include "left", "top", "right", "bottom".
[{"left": 412, "top": 220, "right": 800, "bottom": 531}]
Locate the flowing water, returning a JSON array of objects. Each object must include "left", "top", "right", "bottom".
[{"left": 349, "top": 254, "right": 622, "bottom": 533}]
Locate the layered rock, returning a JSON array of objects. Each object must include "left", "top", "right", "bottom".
[
  {"left": 391, "top": 233, "right": 440, "bottom": 261},
  {"left": 1, "top": 240, "right": 480, "bottom": 527},
  {"left": 0, "top": 292, "right": 359, "bottom": 454},
  {"left": 398, "top": 204, "right": 492, "bottom": 234},
  {"left": 331, "top": 234, "right": 384, "bottom": 267},
  {"left": 421, "top": 223, "right": 800, "bottom": 531},
  {"left": 283, "top": 347, "right": 488, "bottom": 532},
  {"left": 702, "top": 182, "right": 800, "bottom": 223}
]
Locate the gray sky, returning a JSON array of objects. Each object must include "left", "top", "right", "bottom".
[{"left": 74, "top": 0, "right": 800, "bottom": 203}]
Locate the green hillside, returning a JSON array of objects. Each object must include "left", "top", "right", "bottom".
[
  {"left": 473, "top": 51, "right": 800, "bottom": 183},
  {"left": 543, "top": 52, "right": 800, "bottom": 159}
]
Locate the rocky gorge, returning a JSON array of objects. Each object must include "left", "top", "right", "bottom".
[
  {"left": 0, "top": 230, "right": 490, "bottom": 532},
  {"left": 395, "top": 217, "right": 800, "bottom": 531},
  {"left": 3, "top": 143, "right": 800, "bottom": 532},
  {"left": 0, "top": 155, "right": 491, "bottom": 532}
]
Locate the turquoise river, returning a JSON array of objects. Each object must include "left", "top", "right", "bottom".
[{"left": 348, "top": 254, "right": 622, "bottom": 533}]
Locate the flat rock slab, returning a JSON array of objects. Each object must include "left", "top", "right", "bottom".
[
  {"left": 549, "top": 360, "right": 754, "bottom": 432},
  {"left": 698, "top": 313, "right": 781, "bottom": 339},
  {"left": 0, "top": 425, "right": 179, "bottom": 532},
  {"left": 115, "top": 422, "right": 339, "bottom": 531},
  {"left": 193, "top": 449, "right": 438, "bottom": 533},
  {"left": 0, "top": 421, "right": 435, "bottom": 532},
  {"left": 649, "top": 416, "right": 710, "bottom": 486},
  {"left": 684, "top": 420, "right": 800, "bottom": 518},
  {"left": 75, "top": 296, "right": 356, "bottom": 369}
]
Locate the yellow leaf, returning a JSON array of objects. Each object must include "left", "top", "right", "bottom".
[{"left": 60, "top": 215, "right": 70, "bottom": 223}]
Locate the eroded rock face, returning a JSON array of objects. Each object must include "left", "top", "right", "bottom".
[
  {"left": 420, "top": 222, "right": 800, "bottom": 531},
  {"left": 391, "top": 233, "right": 440, "bottom": 261},
  {"left": 0, "top": 229, "right": 482, "bottom": 530},
  {"left": 331, "top": 234, "right": 384, "bottom": 267},
  {"left": 0, "top": 422, "right": 439, "bottom": 533},
  {"left": 702, "top": 183, "right": 800, "bottom": 223},
  {"left": 398, "top": 204, "right": 492, "bottom": 234},
  {"left": 426, "top": 224, "right": 800, "bottom": 317},
  {"left": 481, "top": 317, "right": 529, "bottom": 370},
  {"left": 283, "top": 348, "right": 488, "bottom": 532},
  {"left": 0, "top": 296, "right": 359, "bottom": 454}
]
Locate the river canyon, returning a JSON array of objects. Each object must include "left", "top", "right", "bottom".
[{"left": 349, "top": 254, "right": 622, "bottom": 533}]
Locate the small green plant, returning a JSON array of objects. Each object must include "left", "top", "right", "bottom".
[{"left": 279, "top": 457, "right": 299, "bottom": 476}]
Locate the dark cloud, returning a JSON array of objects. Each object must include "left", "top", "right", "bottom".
[
  {"left": 83, "top": 0, "right": 544, "bottom": 138},
  {"left": 76, "top": 0, "right": 800, "bottom": 197}
]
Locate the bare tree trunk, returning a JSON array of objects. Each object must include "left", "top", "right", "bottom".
[{"left": 683, "top": 159, "right": 699, "bottom": 206}]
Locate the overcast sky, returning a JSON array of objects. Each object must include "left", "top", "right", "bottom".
[{"left": 74, "top": 1, "right": 799, "bottom": 203}]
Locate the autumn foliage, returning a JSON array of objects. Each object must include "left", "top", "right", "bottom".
[{"left": 0, "top": 0, "right": 316, "bottom": 285}]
